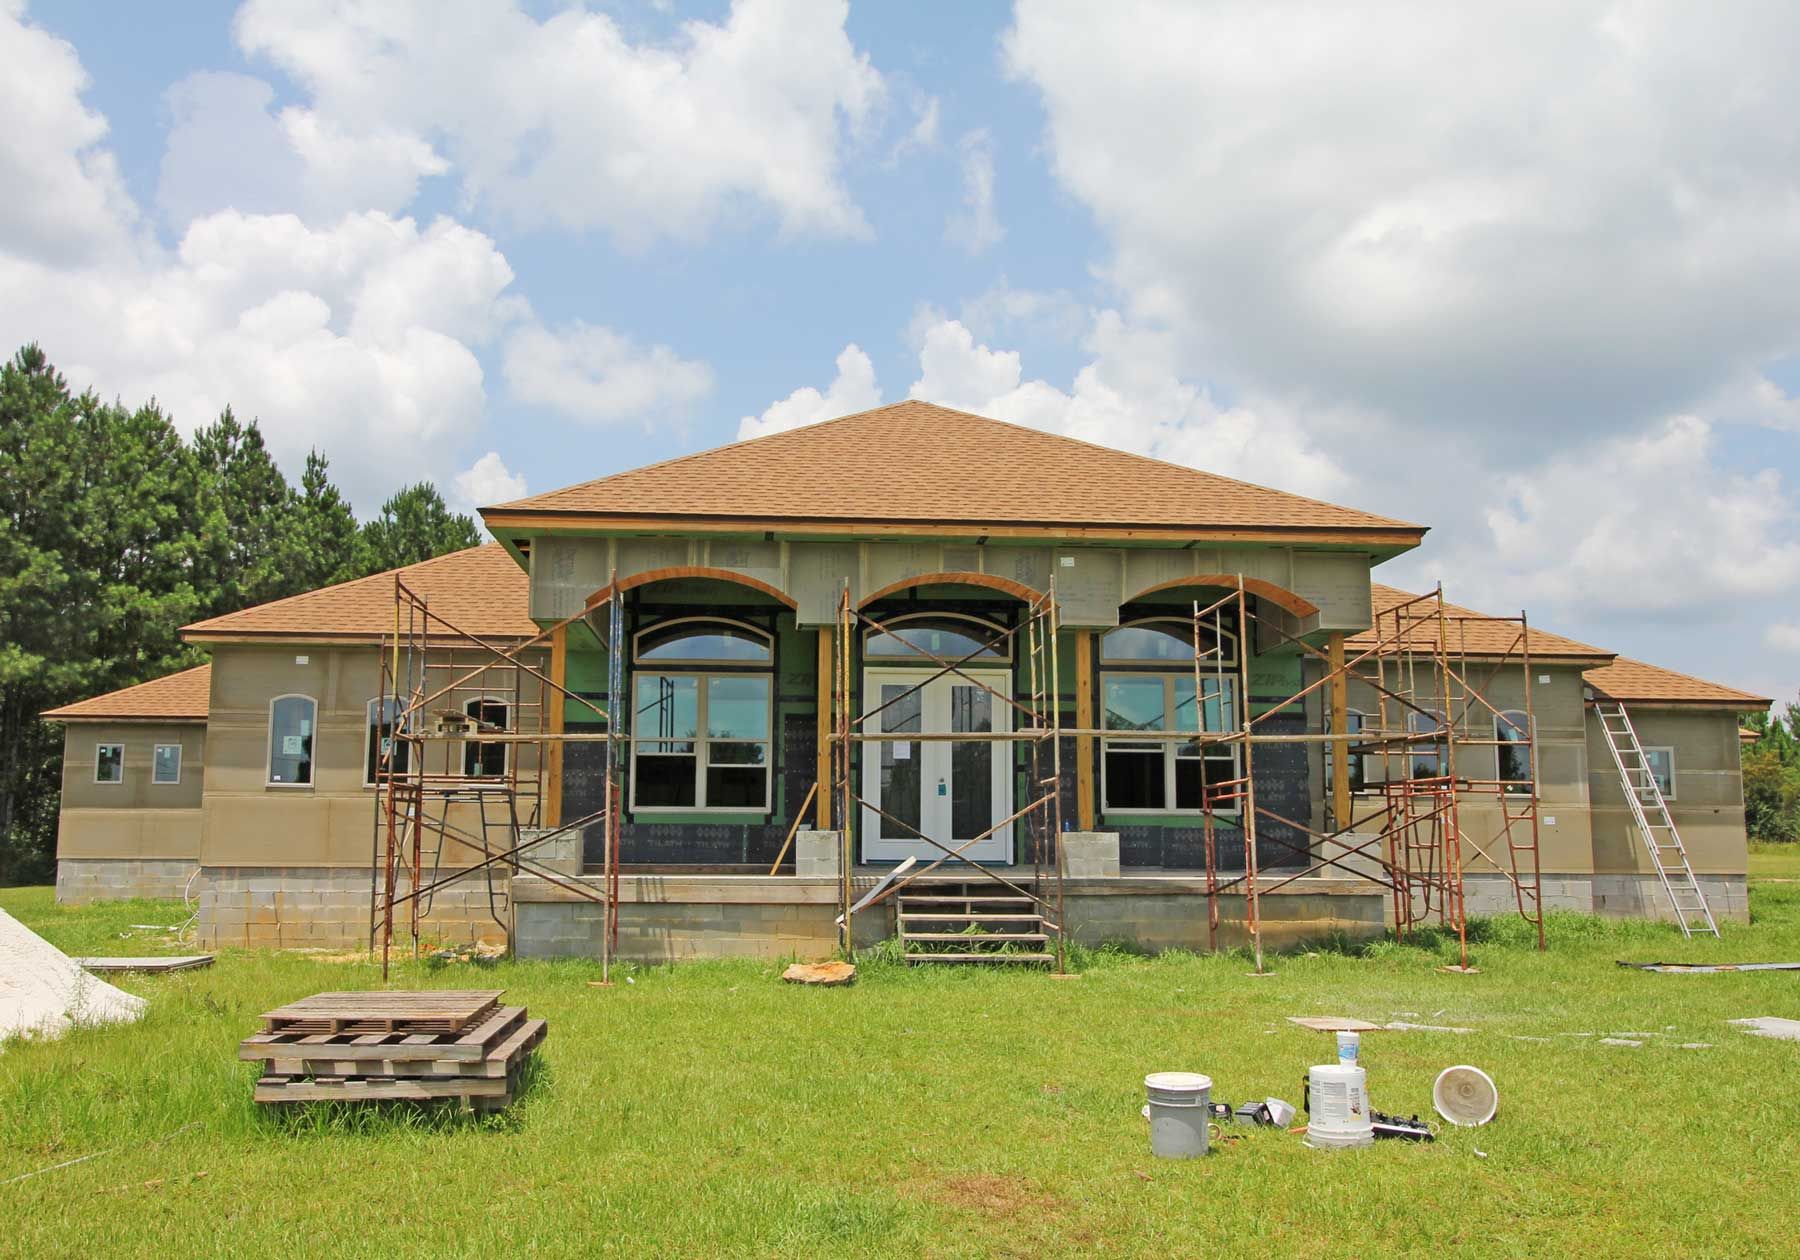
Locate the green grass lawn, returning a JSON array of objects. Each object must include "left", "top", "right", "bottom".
[{"left": 4, "top": 882, "right": 1800, "bottom": 1260}]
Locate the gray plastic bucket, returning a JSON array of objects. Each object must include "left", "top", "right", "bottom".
[{"left": 1144, "top": 1072, "right": 1213, "bottom": 1159}]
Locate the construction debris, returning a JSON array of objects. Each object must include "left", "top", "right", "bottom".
[
  {"left": 1384, "top": 1020, "right": 1476, "bottom": 1034},
  {"left": 75, "top": 955, "right": 214, "bottom": 974},
  {"left": 240, "top": 990, "right": 544, "bottom": 1113},
  {"left": 1729, "top": 1016, "right": 1800, "bottom": 1043},
  {"left": 1287, "top": 1016, "right": 1381, "bottom": 1032},
  {"left": 783, "top": 961, "right": 855, "bottom": 986},
  {"left": 2, "top": 907, "right": 146, "bottom": 1042},
  {"left": 1619, "top": 961, "right": 1800, "bottom": 973}
]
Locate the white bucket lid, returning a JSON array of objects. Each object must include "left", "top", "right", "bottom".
[
  {"left": 1144, "top": 1072, "right": 1212, "bottom": 1093},
  {"left": 1308, "top": 1063, "right": 1365, "bottom": 1082}
]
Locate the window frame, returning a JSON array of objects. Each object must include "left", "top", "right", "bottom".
[
  {"left": 1643, "top": 745, "right": 1677, "bottom": 799},
  {"left": 632, "top": 615, "right": 774, "bottom": 668},
  {"left": 461, "top": 696, "right": 511, "bottom": 780},
  {"left": 1098, "top": 617, "right": 1242, "bottom": 816},
  {"left": 266, "top": 693, "right": 317, "bottom": 788},
  {"left": 364, "top": 697, "right": 413, "bottom": 788},
  {"left": 629, "top": 669, "right": 773, "bottom": 814},
  {"left": 1408, "top": 707, "right": 1447, "bottom": 780},
  {"left": 1494, "top": 710, "right": 1534, "bottom": 797},
  {"left": 151, "top": 742, "right": 182, "bottom": 786},
  {"left": 94, "top": 742, "right": 124, "bottom": 785},
  {"left": 1325, "top": 707, "right": 1374, "bottom": 797},
  {"left": 862, "top": 611, "right": 1013, "bottom": 664}
]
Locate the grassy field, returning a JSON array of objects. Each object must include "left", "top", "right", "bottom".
[{"left": 4, "top": 880, "right": 1800, "bottom": 1260}]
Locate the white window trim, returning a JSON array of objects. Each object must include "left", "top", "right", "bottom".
[
  {"left": 151, "top": 742, "right": 182, "bottom": 786},
  {"left": 629, "top": 669, "right": 773, "bottom": 815},
  {"left": 1644, "top": 745, "right": 1677, "bottom": 800},
  {"left": 1494, "top": 710, "right": 1534, "bottom": 797},
  {"left": 632, "top": 616, "right": 774, "bottom": 668},
  {"left": 1407, "top": 707, "right": 1447, "bottom": 780},
  {"left": 862, "top": 611, "right": 1013, "bottom": 663},
  {"left": 1327, "top": 708, "right": 1376, "bottom": 796},
  {"left": 94, "top": 742, "right": 124, "bottom": 785},
  {"left": 1099, "top": 671, "right": 1240, "bottom": 816},
  {"left": 461, "top": 695, "right": 512, "bottom": 779},
  {"left": 266, "top": 693, "right": 317, "bottom": 788}
]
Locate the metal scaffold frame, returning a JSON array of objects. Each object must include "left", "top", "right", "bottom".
[
  {"left": 829, "top": 578, "right": 1069, "bottom": 972},
  {"left": 1188, "top": 580, "right": 1546, "bottom": 972},
  {"left": 368, "top": 573, "right": 626, "bottom": 980}
]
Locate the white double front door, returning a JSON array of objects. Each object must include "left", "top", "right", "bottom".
[{"left": 860, "top": 669, "right": 1013, "bottom": 863}]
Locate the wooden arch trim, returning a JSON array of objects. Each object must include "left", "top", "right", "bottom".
[
  {"left": 584, "top": 565, "right": 799, "bottom": 610},
  {"left": 1125, "top": 575, "right": 1319, "bottom": 619},
  {"left": 857, "top": 570, "right": 1046, "bottom": 608}
]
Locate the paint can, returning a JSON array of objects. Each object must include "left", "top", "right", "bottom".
[
  {"left": 1144, "top": 1072, "right": 1215, "bottom": 1159},
  {"left": 1304, "top": 1064, "right": 1374, "bottom": 1150},
  {"left": 1335, "top": 1030, "right": 1360, "bottom": 1064}
]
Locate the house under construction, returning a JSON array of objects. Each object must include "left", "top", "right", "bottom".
[{"left": 43, "top": 402, "right": 1768, "bottom": 965}]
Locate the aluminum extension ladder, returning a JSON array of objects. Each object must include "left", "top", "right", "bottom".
[{"left": 1594, "top": 701, "right": 1719, "bottom": 937}]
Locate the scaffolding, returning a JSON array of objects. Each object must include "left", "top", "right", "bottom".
[{"left": 368, "top": 574, "right": 626, "bottom": 979}]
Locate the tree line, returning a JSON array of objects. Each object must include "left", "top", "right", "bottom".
[
  {"left": 0, "top": 344, "right": 485, "bottom": 882},
  {"left": 1744, "top": 700, "right": 1800, "bottom": 844}
]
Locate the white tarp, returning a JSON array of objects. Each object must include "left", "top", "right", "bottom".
[{"left": 0, "top": 907, "right": 146, "bottom": 1043}]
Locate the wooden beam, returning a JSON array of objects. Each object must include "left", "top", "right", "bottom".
[
  {"left": 815, "top": 625, "right": 833, "bottom": 830},
  {"left": 1074, "top": 630, "right": 1096, "bottom": 831},
  {"left": 1328, "top": 630, "right": 1350, "bottom": 832},
  {"left": 546, "top": 625, "right": 567, "bottom": 829}
]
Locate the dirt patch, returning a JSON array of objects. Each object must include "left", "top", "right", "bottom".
[{"left": 928, "top": 1173, "right": 1064, "bottom": 1223}]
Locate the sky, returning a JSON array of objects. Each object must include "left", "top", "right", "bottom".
[{"left": 2, "top": 0, "right": 1797, "bottom": 706}]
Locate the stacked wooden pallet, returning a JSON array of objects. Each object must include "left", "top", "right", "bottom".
[{"left": 240, "top": 990, "right": 546, "bottom": 1114}]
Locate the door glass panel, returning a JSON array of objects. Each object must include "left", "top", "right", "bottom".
[
  {"left": 879, "top": 684, "right": 922, "bottom": 839},
  {"left": 950, "top": 685, "right": 993, "bottom": 841}
]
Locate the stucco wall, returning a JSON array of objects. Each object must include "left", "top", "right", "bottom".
[
  {"left": 199, "top": 643, "right": 546, "bottom": 870},
  {"left": 55, "top": 721, "right": 205, "bottom": 863},
  {"left": 1585, "top": 706, "right": 1748, "bottom": 878}
]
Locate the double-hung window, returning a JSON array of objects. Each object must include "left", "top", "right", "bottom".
[
  {"left": 1324, "top": 708, "right": 1372, "bottom": 795},
  {"left": 463, "top": 699, "right": 509, "bottom": 778},
  {"left": 1644, "top": 746, "right": 1676, "bottom": 798},
  {"left": 365, "top": 698, "right": 413, "bottom": 785},
  {"left": 152, "top": 743, "right": 182, "bottom": 785},
  {"left": 1495, "top": 710, "right": 1532, "bottom": 795},
  {"left": 631, "top": 618, "right": 773, "bottom": 811},
  {"left": 1408, "top": 708, "right": 1447, "bottom": 779},
  {"left": 1100, "top": 618, "right": 1240, "bottom": 813},
  {"left": 95, "top": 743, "right": 124, "bottom": 784}
]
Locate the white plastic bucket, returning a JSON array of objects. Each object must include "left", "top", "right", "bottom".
[
  {"left": 1305, "top": 1064, "right": 1374, "bottom": 1150},
  {"left": 1335, "top": 1030, "right": 1360, "bottom": 1064},
  {"left": 1433, "top": 1065, "right": 1498, "bottom": 1127},
  {"left": 1144, "top": 1072, "right": 1213, "bottom": 1159}
]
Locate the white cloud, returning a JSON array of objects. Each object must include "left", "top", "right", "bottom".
[
  {"left": 909, "top": 313, "right": 1350, "bottom": 499},
  {"left": 1428, "top": 416, "right": 1800, "bottom": 616},
  {"left": 945, "top": 129, "right": 1002, "bottom": 254},
  {"left": 0, "top": 2, "right": 136, "bottom": 264},
  {"left": 503, "top": 320, "right": 713, "bottom": 426},
  {"left": 234, "top": 0, "right": 885, "bottom": 247},
  {"left": 454, "top": 451, "right": 528, "bottom": 510},
  {"left": 886, "top": 93, "right": 940, "bottom": 165},
  {"left": 1766, "top": 624, "right": 1800, "bottom": 654},
  {"left": 738, "top": 343, "right": 881, "bottom": 439},
  {"left": 1004, "top": 2, "right": 1800, "bottom": 438}
]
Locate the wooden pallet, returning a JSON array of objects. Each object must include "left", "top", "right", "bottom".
[
  {"left": 259, "top": 989, "right": 503, "bottom": 1035},
  {"left": 246, "top": 990, "right": 544, "bottom": 1113}
]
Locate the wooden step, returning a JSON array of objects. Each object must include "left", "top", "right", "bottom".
[
  {"left": 898, "top": 912, "right": 1044, "bottom": 922},
  {"left": 897, "top": 894, "right": 1035, "bottom": 905},
  {"left": 902, "top": 931, "right": 1048, "bottom": 942},
  {"left": 904, "top": 952, "right": 1054, "bottom": 964}
]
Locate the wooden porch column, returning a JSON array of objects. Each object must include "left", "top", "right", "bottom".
[
  {"left": 546, "top": 624, "right": 567, "bottom": 829},
  {"left": 1328, "top": 630, "right": 1350, "bottom": 831},
  {"left": 1074, "top": 630, "right": 1096, "bottom": 830},
  {"left": 815, "top": 624, "right": 833, "bottom": 829}
]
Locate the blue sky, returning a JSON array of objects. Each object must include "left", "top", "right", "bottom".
[{"left": 3, "top": 1, "right": 1797, "bottom": 704}]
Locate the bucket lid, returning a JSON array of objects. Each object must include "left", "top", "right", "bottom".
[{"left": 1145, "top": 1071, "right": 1212, "bottom": 1092}]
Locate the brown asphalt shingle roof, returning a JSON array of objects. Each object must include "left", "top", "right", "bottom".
[
  {"left": 1353, "top": 584, "right": 1613, "bottom": 662},
  {"left": 182, "top": 545, "right": 535, "bottom": 642},
  {"left": 1584, "top": 657, "right": 1770, "bottom": 709},
  {"left": 42, "top": 664, "right": 212, "bottom": 722},
  {"left": 485, "top": 401, "right": 1424, "bottom": 537}
]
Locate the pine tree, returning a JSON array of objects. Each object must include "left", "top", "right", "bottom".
[
  {"left": 360, "top": 482, "right": 483, "bottom": 572},
  {"left": 283, "top": 450, "right": 368, "bottom": 589},
  {"left": 192, "top": 408, "right": 295, "bottom": 616}
]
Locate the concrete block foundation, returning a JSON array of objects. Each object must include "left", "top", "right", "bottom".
[{"left": 55, "top": 857, "right": 199, "bottom": 903}]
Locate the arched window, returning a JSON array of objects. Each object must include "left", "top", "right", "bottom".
[
  {"left": 864, "top": 613, "right": 1010, "bottom": 662},
  {"left": 365, "top": 697, "right": 412, "bottom": 786},
  {"left": 463, "top": 698, "right": 509, "bottom": 778},
  {"left": 1100, "top": 617, "right": 1236, "bottom": 665},
  {"left": 634, "top": 617, "right": 772, "bottom": 665},
  {"left": 1100, "top": 619, "right": 1240, "bottom": 813},
  {"left": 1495, "top": 710, "right": 1532, "bottom": 796},
  {"left": 631, "top": 617, "right": 774, "bottom": 812},
  {"left": 268, "top": 694, "right": 316, "bottom": 786}
]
